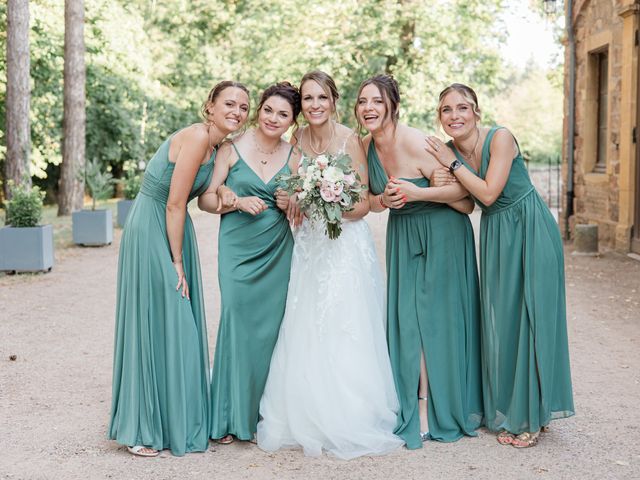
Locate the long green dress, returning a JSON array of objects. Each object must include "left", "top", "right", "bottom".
[
  {"left": 109, "top": 134, "right": 213, "bottom": 456},
  {"left": 449, "top": 126, "right": 574, "bottom": 434},
  {"left": 368, "top": 142, "right": 483, "bottom": 449},
  {"left": 210, "top": 144, "right": 294, "bottom": 441}
]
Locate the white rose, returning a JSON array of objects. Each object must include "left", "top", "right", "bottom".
[
  {"left": 315, "top": 155, "right": 329, "bottom": 169},
  {"left": 303, "top": 176, "right": 314, "bottom": 191},
  {"left": 323, "top": 166, "right": 343, "bottom": 183},
  {"left": 298, "top": 191, "right": 307, "bottom": 200}
]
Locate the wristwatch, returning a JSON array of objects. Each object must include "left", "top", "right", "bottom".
[{"left": 448, "top": 159, "right": 462, "bottom": 174}]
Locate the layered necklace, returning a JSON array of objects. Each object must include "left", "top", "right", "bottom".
[
  {"left": 307, "top": 121, "right": 335, "bottom": 156},
  {"left": 454, "top": 127, "right": 480, "bottom": 166},
  {"left": 253, "top": 130, "right": 282, "bottom": 164}
]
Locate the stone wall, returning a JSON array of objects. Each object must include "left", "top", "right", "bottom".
[{"left": 563, "top": 0, "right": 636, "bottom": 251}]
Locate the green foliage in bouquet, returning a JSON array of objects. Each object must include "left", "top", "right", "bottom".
[{"left": 277, "top": 152, "right": 367, "bottom": 239}]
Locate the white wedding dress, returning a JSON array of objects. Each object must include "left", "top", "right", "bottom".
[{"left": 257, "top": 217, "right": 404, "bottom": 459}]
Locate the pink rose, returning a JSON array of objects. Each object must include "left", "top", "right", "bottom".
[
  {"left": 343, "top": 173, "right": 356, "bottom": 186},
  {"left": 320, "top": 182, "right": 336, "bottom": 202}
]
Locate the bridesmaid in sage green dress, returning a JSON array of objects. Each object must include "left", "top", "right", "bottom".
[
  {"left": 355, "top": 75, "right": 484, "bottom": 450},
  {"left": 427, "top": 83, "right": 574, "bottom": 448},
  {"left": 199, "top": 82, "right": 301, "bottom": 444},
  {"left": 109, "top": 81, "right": 250, "bottom": 457}
]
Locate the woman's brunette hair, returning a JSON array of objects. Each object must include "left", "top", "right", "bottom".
[
  {"left": 354, "top": 74, "right": 400, "bottom": 134},
  {"left": 253, "top": 82, "right": 302, "bottom": 128}
]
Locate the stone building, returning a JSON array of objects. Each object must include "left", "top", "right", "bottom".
[{"left": 563, "top": 0, "right": 640, "bottom": 253}]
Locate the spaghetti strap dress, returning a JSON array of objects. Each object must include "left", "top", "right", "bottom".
[{"left": 209, "top": 144, "right": 295, "bottom": 441}]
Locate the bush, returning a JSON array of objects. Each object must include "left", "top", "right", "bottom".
[
  {"left": 121, "top": 170, "right": 142, "bottom": 200},
  {"left": 4, "top": 182, "right": 45, "bottom": 228},
  {"left": 85, "top": 159, "right": 115, "bottom": 210}
]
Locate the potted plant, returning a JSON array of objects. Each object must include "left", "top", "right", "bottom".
[
  {"left": 117, "top": 169, "right": 141, "bottom": 228},
  {"left": 0, "top": 182, "right": 54, "bottom": 272},
  {"left": 72, "top": 159, "right": 115, "bottom": 246}
]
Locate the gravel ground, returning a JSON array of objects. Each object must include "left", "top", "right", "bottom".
[{"left": 1, "top": 208, "right": 639, "bottom": 480}]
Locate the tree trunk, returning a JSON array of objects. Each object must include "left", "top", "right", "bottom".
[
  {"left": 4, "top": 0, "right": 31, "bottom": 199},
  {"left": 58, "top": 0, "right": 86, "bottom": 215}
]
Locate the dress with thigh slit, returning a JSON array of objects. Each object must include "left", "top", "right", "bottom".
[{"left": 367, "top": 141, "right": 483, "bottom": 449}]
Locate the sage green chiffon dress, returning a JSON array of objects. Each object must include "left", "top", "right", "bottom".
[
  {"left": 109, "top": 134, "right": 213, "bottom": 456},
  {"left": 449, "top": 126, "right": 574, "bottom": 435},
  {"left": 368, "top": 142, "right": 483, "bottom": 450},
  {"left": 210, "top": 144, "right": 294, "bottom": 441}
]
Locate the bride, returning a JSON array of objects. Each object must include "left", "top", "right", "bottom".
[{"left": 256, "top": 71, "right": 403, "bottom": 459}]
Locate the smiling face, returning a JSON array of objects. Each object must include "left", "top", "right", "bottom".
[
  {"left": 301, "top": 80, "right": 335, "bottom": 126},
  {"left": 438, "top": 90, "right": 480, "bottom": 139},
  {"left": 257, "top": 94, "right": 295, "bottom": 139},
  {"left": 356, "top": 83, "right": 389, "bottom": 133},
  {"left": 206, "top": 86, "right": 250, "bottom": 134}
]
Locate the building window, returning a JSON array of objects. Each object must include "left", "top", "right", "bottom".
[{"left": 594, "top": 50, "right": 608, "bottom": 173}]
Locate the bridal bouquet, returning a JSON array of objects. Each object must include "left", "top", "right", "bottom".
[{"left": 277, "top": 152, "right": 367, "bottom": 239}]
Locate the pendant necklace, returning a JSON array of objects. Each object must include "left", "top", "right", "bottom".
[
  {"left": 454, "top": 128, "right": 480, "bottom": 165},
  {"left": 253, "top": 130, "right": 281, "bottom": 164}
]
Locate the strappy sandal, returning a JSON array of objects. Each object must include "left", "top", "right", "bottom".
[
  {"left": 216, "top": 434, "right": 235, "bottom": 445},
  {"left": 497, "top": 430, "right": 515, "bottom": 445},
  {"left": 512, "top": 430, "right": 540, "bottom": 448},
  {"left": 418, "top": 395, "right": 429, "bottom": 442},
  {"left": 127, "top": 445, "right": 159, "bottom": 457}
]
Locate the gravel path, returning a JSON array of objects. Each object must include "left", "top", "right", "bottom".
[{"left": 1, "top": 208, "right": 639, "bottom": 480}]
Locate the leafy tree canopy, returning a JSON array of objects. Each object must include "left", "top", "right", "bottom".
[{"left": 0, "top": 0, "right": 562, "bottom": 200}]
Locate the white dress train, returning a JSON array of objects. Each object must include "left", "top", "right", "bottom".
[{"left": 257, "top": 218, "right": 404, "bottom": 459}]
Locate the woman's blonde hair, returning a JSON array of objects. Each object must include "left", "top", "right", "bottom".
[{"left": 435, "top": 83, "right": 481, "bottom": 132}]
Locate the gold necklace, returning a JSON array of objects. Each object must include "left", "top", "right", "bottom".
[
  {"left": 253, "top": 130, "right": 281, "bottom": 164},
  {"left": 308, "top": 122, "right": 335, "bottom": 156},
  {"left": 454, "top": 128, "right": 480, "bottom": 163}
]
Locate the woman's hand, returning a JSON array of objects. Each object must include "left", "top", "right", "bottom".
[
  {"left": 388, "top": 177, "right": 423, "bottom": 203},
  {"left": 383, "top": 179, "right": 407, "bottom": 209},
  {"left": 174, "top": 260, "right": 190, "bottom": 300},
  {"left": 286, "top": 193, "right": 304, "bottom": 227},
  {"left": 425, "top": 136, "right": 457, "bottom": 168},
  {"left": 275, "top": 189, "right": 289, "bottom": 211},
  {"left": 217, "top": 185, "right": 238, "bottom": 211},
  {"left": 237, "top": 196, "right": 268, "bottom": 215},
  {"left": 430, "top": 167, "right": 457, "bottom": 187}
]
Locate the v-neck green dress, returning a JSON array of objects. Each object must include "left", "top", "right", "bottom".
[
  {"left": 210, "top": 144, "right": 295, "bottom": 441},
  {"left": 109, "top": 134, "right": 213, "bottom": 456},
  {"left": 367, "top": 142, "right": 483, "bottom": 449},
  {"left": 449, "top": 127, "right": 574, "bottom": 435}
]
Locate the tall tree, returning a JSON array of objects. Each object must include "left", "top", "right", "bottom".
[
  {"left": 4, "top": 0, "right": 31, "bottom": 199},
  {"left": 58, "top": 0, "right": 86, "bottom": 215}
]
